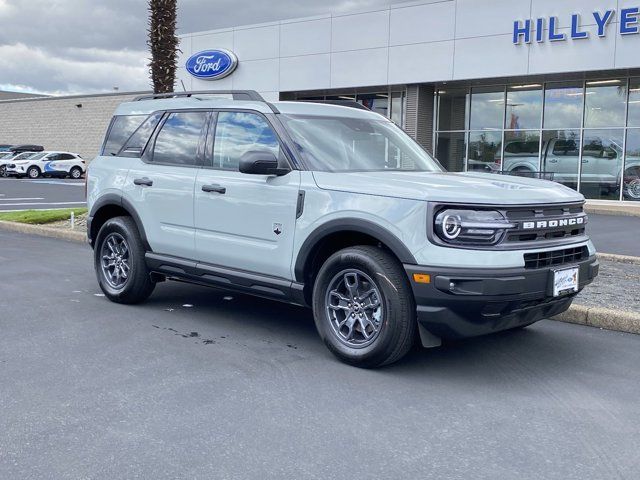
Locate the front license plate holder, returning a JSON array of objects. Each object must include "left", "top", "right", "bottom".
[{"left": 552, "top": 267, "right": 579, "bottom": 297}]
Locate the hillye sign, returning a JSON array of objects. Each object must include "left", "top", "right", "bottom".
[{"left": 513, "top": 7, "right": 639, "bottom": 44}]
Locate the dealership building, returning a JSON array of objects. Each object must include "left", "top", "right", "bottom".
[
  {"left": 1, "top": 0, "right": 640, "bottom": 201},
  {"left": 175, "top": 0, "right": 640, "bottom": 202}
]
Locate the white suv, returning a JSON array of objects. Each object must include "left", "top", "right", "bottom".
[
  {"left": 6, "top": 151, "right": 85, "bottom": 179},
  {"left": 87, "top": 91, "right": 599, "bottom": 367}
]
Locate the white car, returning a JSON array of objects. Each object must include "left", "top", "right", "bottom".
[
  {"left": 0, "top": 151, "right": 39, "bottom": 177},
  {"left": 6, "top": 151, "right": 85, "bottom": 179}
]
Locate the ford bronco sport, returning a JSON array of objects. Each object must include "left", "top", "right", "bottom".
[{"left": 87, "top": 90, "right": 599, "bottom": 368}]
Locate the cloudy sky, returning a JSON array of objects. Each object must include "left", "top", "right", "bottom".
[{"left": 0, "top": 0, "right": 408, "bottom": 95}]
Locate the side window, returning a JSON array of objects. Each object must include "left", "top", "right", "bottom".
[
  {"left": 102, "top": 115, "right": 147, "bottom": 156},
  {"left": 46, "top": 154, "right": 60, "bottom": 161},
  {"left": 152, "top": 112, "right": 208, "bottom": 166},
  {"left": 121, "top": 112, "right": 163, "bottom": 157},
  {"left": 552, "top": 140, "right": 579, "bottom": 156},
  {"left": 59, "top": 154, "right": 75, "bottom": 160},
  {"left": 212, "top": 112, "right": 280, "bottom": 171}
]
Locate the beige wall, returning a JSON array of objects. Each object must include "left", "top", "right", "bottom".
[{"left": 0, "top": 92, "right": 148, "bottom": 160}]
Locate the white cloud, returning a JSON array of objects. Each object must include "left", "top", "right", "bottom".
[{"left": 0, "top": 0, "right": 409, "bottom": 94}]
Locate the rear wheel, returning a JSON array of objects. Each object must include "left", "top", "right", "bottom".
[
  {"left": 27, "top": 166, "right": 40, "bottom": 179},
  {"left": 94, "top": 216, "right": 155, "bottom": 304},
  {"left": 69, "top": 167, "right": 82, "bottom": 179},
  {"left": 312, "top": 246, "right": 416, "bottom": 368},
  {"left": 0, "top": 165, "right": 7, "bottom": 177}
]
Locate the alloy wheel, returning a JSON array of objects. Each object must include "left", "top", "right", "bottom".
[
  {"left": 325, "top": 269, "right": 384, "bottom": 348},
  {"left": 100, "top": 232, "right": 131, "bottom": 290}
]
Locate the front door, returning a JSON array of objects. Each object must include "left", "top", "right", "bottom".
[{"left": 194, "top": 111, "right": 300, "bottom": 280}]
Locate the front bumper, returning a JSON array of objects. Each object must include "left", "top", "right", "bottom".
[{"left": 404, "top": 255, "right": 599, "bottom": 339}]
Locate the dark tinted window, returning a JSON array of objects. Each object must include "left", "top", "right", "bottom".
[
  {"left": 213, "top": 112, "right": 280, "bottom": 171},
  {"left": 152, "top": 112, "right": 208, "bottom": 166},
  {"left": 552, "top": 140, "right": 579, "bottom": 156},
  {"left": 59, "top": 153, "right": 75, "bottom": 160},
  {"left": 102, "top": 115, "right": 146, "bottom": 156},
  {"left": 122, "top": 112, "right": 163, "bottom": 156},
  {"left": 505, "top": 141, "right": 539, "bottom": 154}
]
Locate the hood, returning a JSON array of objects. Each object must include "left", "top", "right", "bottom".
[{"left": 312, "top": 171, "right": 584, "bottom": 205}]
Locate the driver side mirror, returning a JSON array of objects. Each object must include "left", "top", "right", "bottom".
[{"left": 239, "top": 151, "right": 290, "bottom": 176}]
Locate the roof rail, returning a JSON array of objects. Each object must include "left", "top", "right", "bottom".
[
  {"left": 297, "top": 99, "right": 371, "bottom": 111},
  {"left": 133, "top": 90, "right": 266, "bottom": 102}
]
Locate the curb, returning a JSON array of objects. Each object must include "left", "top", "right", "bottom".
[
  {"left": 597, "top": 252, "right": 640, "bottom": 265},
  {"left": 554, "top": 304, "right": 640, "bottom": 335},
  {"left": 0, "top": 220, "right": 86, "bottom": 244},
  {"left": 585, "top": 205, "right": 640, "bottom": 218}
]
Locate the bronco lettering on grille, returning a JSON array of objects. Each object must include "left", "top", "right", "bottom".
[{"left": 521, "top": 217, "right": 585, "bottom": 230}]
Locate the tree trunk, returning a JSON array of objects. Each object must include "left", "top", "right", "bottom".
[{"left": 148, "top": 0, "right": 179, "bottom": 94}]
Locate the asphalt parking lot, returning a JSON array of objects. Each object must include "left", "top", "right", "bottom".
[
  {"left": 1, "top": 230, "right": 639, "bottom": 479},
  {"left": 0, "top": 177, "right": 86, "bottom": 211}
]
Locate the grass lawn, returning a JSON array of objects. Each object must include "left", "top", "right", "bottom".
[{"left": 0, "top": 208, "right": 88, "bottom": 225}]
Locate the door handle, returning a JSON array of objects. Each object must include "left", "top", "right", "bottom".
[
  {"left": 548, "top": 159, "right": 558, "bottom": 163},
  {"left": 582, "top": 159, "right": 589, "bottom": 163},
  {"left": 133, "top": 177, "right": 153, "bottom": 187},
  {"left": 202, "top": 184, "right": 226, "bottom": 194}
]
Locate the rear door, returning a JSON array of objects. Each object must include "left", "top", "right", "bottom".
[
  {"left": 194, "top": 111, "right": 300, "bottom": 279},
  {"left": 122, "top": 110, "right": 210, "bottom": 260}
]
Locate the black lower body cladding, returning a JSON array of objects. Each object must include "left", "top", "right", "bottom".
[{"left": 405, "top": 255, "right": 599, "bottom": 339}]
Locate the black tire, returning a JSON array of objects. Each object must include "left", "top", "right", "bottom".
[
  {"left": 27, "top": 166, "right": 40, "bottom": 179},
  {"left": 0, "top": 165, "right": 6, "bottom": 177},
  {"left": 312, "top": 246, "right": 416, "bottom": 368},
  {"left": 69, "top": 167, "right": 82, "bottom": 179},
  {"left": 94, "top": 216, "right": 155, "bottom": 304}
]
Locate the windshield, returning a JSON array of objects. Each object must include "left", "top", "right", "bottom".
[{"left": 280, "top": 114, "right": 443, "bottom": 173}]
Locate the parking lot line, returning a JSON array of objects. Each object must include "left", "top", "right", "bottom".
[
  {"left": 0, "top": 201, "right": 86, "bottom": 207},
  {"left": 0, "top": 198, "right": 45, "bottom": 201}
]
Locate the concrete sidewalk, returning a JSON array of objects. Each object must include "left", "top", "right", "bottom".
[{"left": 585, "top": 199, "right": 640, "bottom": 217}]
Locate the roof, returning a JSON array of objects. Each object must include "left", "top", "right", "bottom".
[{"left": 114, "top": 96, "right": 386, "bottom": 121}]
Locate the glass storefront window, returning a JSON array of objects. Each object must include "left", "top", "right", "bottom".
[
  {"left": 540, "top": 129, "right": 581, "bottom": 189},
  {"left": 505, "top": 85, "right": 542, "bottom": 130},
  {"left": 436, "top": 132, "right": 466, "bottom": 172},
  {"left": 624, "top": 129, "right": 640, "bottom": 200},
  {"left": 628, "top": 79, "right": 640, "bottom": 127},
  {"left": 357, "top": 93, "right": 389, "bottom": 117},
  {"left": 468, "top": 131, "right": 501, "bottom": 172},
  {"left": 501, "top": 130, "right": 541, "bottom": 176},
  {"left": 437, "top": 89, "right": 468, "bottom": 131},
  {"left": 584, "top": 80, "right": 627, "bottom": 128},
  {"left": 579, "top": 129, "right": 624, "bottom": 200},
  {"left": 390, "top": 92, "right": 404, "bottom": 128},
  {"left": 544, "top": 82, "right": 584, "bottom": 129},
  {"left": 470, "top": 87, "right": 504, "bottom": 130}
]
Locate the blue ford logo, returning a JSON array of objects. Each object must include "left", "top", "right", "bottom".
[{"left": 186, "top": 49, "right": 238, "bottom": 80}]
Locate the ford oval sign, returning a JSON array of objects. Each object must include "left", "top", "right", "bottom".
[{"left": 186, "top": 49, "right": 238, "bottom": 80}]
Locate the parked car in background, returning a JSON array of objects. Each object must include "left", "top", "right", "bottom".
[
  {"left": 9, "top": 144, "right": 44, "bottom": 154},
  {"left": 496, "top": 138, "right": 640, "bottom": 200},
  {"left": 5, "top": 151, "right": 85, "bottom": 179},
  {"left": 0, "top": 151, "right": 39, "bottom": 177}
]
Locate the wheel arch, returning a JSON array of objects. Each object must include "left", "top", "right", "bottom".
[
  {"left": 88, "top": 194, "right": 150, "bottom": 250},
  {"left": 294, "top": 218, "right": 416, "bottom": 290}
]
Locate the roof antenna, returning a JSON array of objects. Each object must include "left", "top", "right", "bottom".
[{"left": 180, "top": 80, "right": 187, "bottom": 92}]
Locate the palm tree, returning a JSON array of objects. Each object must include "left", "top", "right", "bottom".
[{"left": 148, "top": 0, "right": 179, "bottom": 94}]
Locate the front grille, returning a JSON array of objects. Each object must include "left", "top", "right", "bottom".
[
  {"left": 524, "top": 246, "right": 589, "bottom": 269},
  {"left": 504, "top": 202, "right": 587, "bottom": 245}
]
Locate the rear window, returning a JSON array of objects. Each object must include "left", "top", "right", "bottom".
[{"left": 102, "top": 115, "right": 147, "bottom": 156}]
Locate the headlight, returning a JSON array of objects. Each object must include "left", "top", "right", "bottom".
[{"left": 434, "top": 209, "right": 515, "bottom": 246}]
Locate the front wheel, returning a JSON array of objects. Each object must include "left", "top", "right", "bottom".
[
  {"left": 312, "top": 246, "right": 416, "bottom": 368},
  {"left": 0, "top": 165, "right": 7, "bottom": 177},
  {"left": 69, "top": 167, "right": 82, "bottom": 179},
  {"left": 94, "top": 216, "right": 155, "bottom": 304},
  {"left": 624, "top": 167, "right": 640, "bottom": 200}
]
